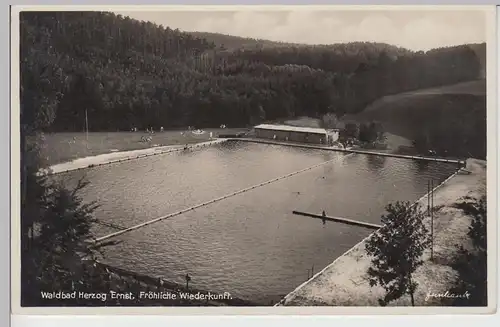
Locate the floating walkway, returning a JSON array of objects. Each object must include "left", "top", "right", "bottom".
[
  {"left": 44, "top": 139, "right": 227, "bottom": 176},
  {"left": 226, "top": 138, "right": 466, "bottom": 166},
  {"left": 292, "top": 211, "right": 382, "bottom": 230},
  {"left": 95, "top": 154, "right": 352, "bottom": 243}
]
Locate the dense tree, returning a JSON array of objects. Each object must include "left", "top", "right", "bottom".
[
  {"left": 189, "top": 31, "right": 299, "bottom": 50},
  {"left": 20, "top": 16, "right": 119, "bottom": 305},
  {"left": 321, "top": 113, "right": 339, "bottom": 129},
  {"left": 20, "top": 11, "right": 485, "bottom": 133},
  {"left": 402, "top": 93, "right": 486, "bottom": 159},
  {"left": 342, "top": 122, "right": 360, "bottom": 140},
  {"left": 21, "top": 174, "right": 118, "bottom": 306},
  {"left": 358, "top": 121, "right": 385, "bottom": 144},
  {"left": 365, "top": 201, "right": 431, "bottom": 306}
]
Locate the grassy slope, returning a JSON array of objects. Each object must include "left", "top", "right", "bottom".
[
  {"left": 271, "top": 80, "right": 486, "bottom": 159},
  {"left": 343, "top": 79, "right": 487, "bottom": 159},
  {"left": 469, "top": 43, "right": 486, "bottom": 78}
]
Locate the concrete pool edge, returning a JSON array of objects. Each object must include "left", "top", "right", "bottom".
[
  {"left": 42, "top": 137, "right": 465, "bottom": 177},
  {"left": 275, "top": 159, "right": 486, "bottom": 307},
  {"left": 225, "top": 137, "right": 466, "bottom": 166}
]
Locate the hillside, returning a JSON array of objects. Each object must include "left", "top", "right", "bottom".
[
  {"left": 191, "top": 31, "right": 486, "bottom": 76},
  {"left": 344, "top": 80, "right": 486, "bottom": 159},
  {"left": 468, "top": 43, "right": 487, "bottom": 78},
  {"left": 21, "top": 11, "right": 486, "bottom": 135}
]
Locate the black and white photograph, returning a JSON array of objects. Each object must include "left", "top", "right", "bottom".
[{"left": 12, "top": 5, "right": 495, "bottom": 312}]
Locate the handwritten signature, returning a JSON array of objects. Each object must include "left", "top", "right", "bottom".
[{"left": 425, "top": 290, "right": 471, "bottom": 301}]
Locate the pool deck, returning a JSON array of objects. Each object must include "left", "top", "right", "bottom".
[
  {"left": 42, "top": 139, "right": 227, "bottom": 176},
  {"left": 276, "top": 159, "right": 486, "bottom": 306}
]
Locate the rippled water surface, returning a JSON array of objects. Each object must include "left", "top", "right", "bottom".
[{"left": 58, "top": 141, "right": 458, "bottom": 303}]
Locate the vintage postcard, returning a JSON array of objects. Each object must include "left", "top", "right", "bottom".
[{"left": 10, "top": 5, "right": 497, "bottom": 315}]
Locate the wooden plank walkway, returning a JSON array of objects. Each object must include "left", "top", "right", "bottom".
[
  {"left": 227, "top": 138, "right": 466, "bottom": 166},
  {"left": 292, "top": 210, "right": 383, "bottom": 230}
]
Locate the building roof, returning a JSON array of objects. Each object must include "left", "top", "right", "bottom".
[
  {"left": 254, "top": 124, "right": 339, "bottom": 134},
  {"left": 254, "top": 124, "right": 328, "bottom": 134}
]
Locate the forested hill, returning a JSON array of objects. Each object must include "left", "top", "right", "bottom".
[
  {"left": 20, "top": 11, "right": 485, "bottom": 133},
  {"left": 188, "top": 31, "right": 300, "bottom": 50},
  {"left": 190, "top": 31, "right": 485, "bottom": 75}
]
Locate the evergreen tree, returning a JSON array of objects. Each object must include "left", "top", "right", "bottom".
[{"left": 20, "top": 20, "right": 119, "bottom": 305}]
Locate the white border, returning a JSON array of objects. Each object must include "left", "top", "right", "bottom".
[{"left": 9, "top": 4, "right": 498, "bottom": 317}]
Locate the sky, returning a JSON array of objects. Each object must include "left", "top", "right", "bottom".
[{"left": 113, "top": 8, "right": 486, "bottom": 51}]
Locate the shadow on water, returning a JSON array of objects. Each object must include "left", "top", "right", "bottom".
[
  {"left": 366, "top": 155, "right": 387, "bottom": 171},
  {"left": 415, "top": 160, "right": 430, "bottom": 173}
]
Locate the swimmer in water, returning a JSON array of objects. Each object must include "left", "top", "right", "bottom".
[{"left": 322, "top": 211, "right": 326, "bottom": 225}]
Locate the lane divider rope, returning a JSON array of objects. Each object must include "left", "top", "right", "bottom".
[{"left": 94, "top": 153, "right": 355, "bottom": 243}]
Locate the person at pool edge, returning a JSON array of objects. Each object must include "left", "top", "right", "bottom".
[{"left": 322, "top": 210, "right": 326, "bottom": 225}]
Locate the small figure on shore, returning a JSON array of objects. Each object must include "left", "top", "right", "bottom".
[{"left": 322, "top": 210, "right": 326, "bottom": 225}]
